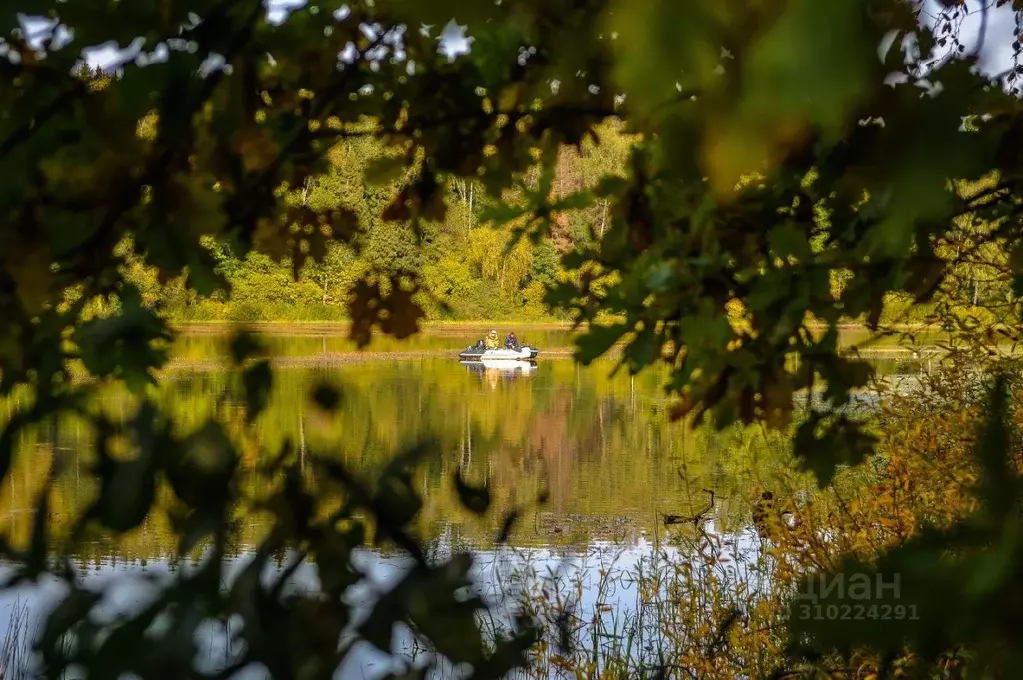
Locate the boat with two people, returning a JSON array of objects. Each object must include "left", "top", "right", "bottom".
[{"left": 458, "top": 329, "right": 540, "bottom": 363}]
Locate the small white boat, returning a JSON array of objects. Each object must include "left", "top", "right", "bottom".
[{"left": 457, "top": 345, "right": 539, "bottom": 362}]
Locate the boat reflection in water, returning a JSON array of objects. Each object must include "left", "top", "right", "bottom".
[{"left": 460, "top": 359, "right": 536, "bottom": 388}]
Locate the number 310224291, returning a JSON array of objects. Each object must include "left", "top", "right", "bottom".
[{"left": 793, "top": 604, "right": 920, "bottom": 621}]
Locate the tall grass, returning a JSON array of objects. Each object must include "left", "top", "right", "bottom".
[
  {"left": 449, "top": 525, "right": 787, "bottom": 680},
  {"left": 1, "top": 599, "right": 30, "bottom": 680}
]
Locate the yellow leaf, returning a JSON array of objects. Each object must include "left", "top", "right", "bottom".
[{"left": 136, "top": 110, "right": 159, "bottom": 141}]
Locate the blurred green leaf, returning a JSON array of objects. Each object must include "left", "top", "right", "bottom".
[
  {"left": 744, "top": 0, "right": 877, "bottom": 135},
  {"left": 242, "top": 359, "right": 274, "bottom": 423},
  {"left": 397, "top": 555, "right": 488, "bottom": 665},
  {"left": 73, "top": 286, "right": 172, "bottom": 394},
  {"left": 375, "top": 473, "right": 423, "bottom": 532},
  {"left": 84, "top": 408, "right": 163, "bottom": 533},
  {"left": 607, "top": 0, "right": 722, "bottom": 112},
  {"left": 39, "top": 587, "right": 101, "bottom": 671},
  {"left": 171, "top": 419, "right": 238, "bottom": 511},
  {"left": 794, "top": 414, "right": 877, "bottom": 489},
  {"left": 644, "top": 264, "right": 677, "bottom": 294},
  {"left": 621, "top": 325, "right": 659, "bottom": 373},
  {"left": 381, "top": 284, "right": 426, "bottom": 340},
  {"left": 974, "top": 374, "right": 1016, "bottom": 519},
  {"left": 311, "top": 383, "right": 343, "bottom": 412},
  {"left": 364, "top": 156, "right": 407, "bottom": 187},
  {"left": 479, "top": 202, "right": 530, "bottom": 227},
  {"left": 593, "top": 176, "right": 629, "bottom": 198},
  {"left": 575, "top": 323, "right": 627, "bottom": 365},
  {"left": 24, "top": 470, "right": 55, "bottom": 579},
  {"left": 453, "top": 469, "right": 491, "bottom": 515},
  {"left": 0, "top": 417, "right": 19, "bottom": 490},
  {"left": 768, "top": 223, "right": 812, "bottom": 261},
  {"left": 229, "top": 329, "right": 266, "bottom": 365}
]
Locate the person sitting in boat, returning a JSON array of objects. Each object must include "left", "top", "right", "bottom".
[
  {"left": 484, "top": 329, "right": 500, "bottom": 349},
  {"left": 505, "top": 332, "right": 518, "bottom": 348}
]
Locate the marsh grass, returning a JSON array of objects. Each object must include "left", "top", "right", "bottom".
[
  {"left": 1, "top": 599, "right": 30, "bottom": 680},
  {"left": 530, "top": 555, "right": 773, "bottom": 679},
  {"left": 443, "top": 523, "right": 790, "bottom": 680}
]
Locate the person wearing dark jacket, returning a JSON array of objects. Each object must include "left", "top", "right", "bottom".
[{"left": 505, "top": 332, "right": 518, "bottom": 348}]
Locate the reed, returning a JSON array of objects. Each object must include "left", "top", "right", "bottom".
[{"left": 0, "top": 599, "right": 30, "bottom": 680}]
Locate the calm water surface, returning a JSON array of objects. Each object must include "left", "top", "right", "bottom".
[{"left": 0, "top": 329, "right": 931, "bottom": 677}]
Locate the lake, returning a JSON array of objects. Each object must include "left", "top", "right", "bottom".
[{"left": 0, "top": 326, "right": 936, "bottom": 678}]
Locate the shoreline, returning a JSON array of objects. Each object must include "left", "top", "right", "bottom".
[
  {"left": 169, "top": 320, "right": 579, "bottom": 336},
  {"left": 168, "top": 320, "right": 985, "bottom": 337}
]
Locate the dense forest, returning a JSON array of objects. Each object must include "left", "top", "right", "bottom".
[
  {"left": 116, "top": 118, "right": 632, "bottom": 322},
  {"left": 111, "top": 112, "right": 1012, "bottom": 326}
]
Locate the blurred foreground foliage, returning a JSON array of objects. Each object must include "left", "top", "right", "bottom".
[{"left": 7, "top": 0, "right": 1023, "bottom": 677}]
